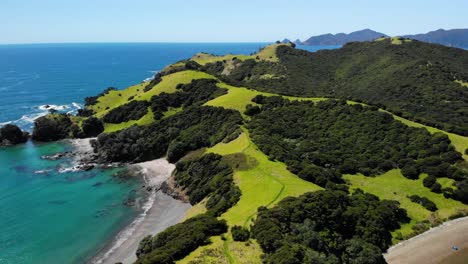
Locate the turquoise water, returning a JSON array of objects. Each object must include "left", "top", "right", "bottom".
[{"left": 0, "top": 141, "right": 142, "bottom": 264}]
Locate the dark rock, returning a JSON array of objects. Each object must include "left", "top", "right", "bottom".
[
  {"left": 0, "top": 124, "right": 29, "bottom": 146},
  {"left": 32, "top": 114, "right": 72, "bottom": 142},
  {"left": 81, "top": 164, "right": 95, "bottom": 171},
  {"left": 41, "top": 151, "right": 71, "bottom": 160}
]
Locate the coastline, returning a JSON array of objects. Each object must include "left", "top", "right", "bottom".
[
  {"left": 384, "top": 216, "right": 468, "bottom": 264},
  {"left": 88, "top": 158, "right": 191, "bottom": 264}
]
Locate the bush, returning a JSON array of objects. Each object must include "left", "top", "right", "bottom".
[
  {"left": 408, "top": 195, "right": 438, "bottom": 211},
  {"left": 231, "top": 226, "right": 250, "bottom": 242},
  {"left": 401, "top": 165, "right": 419, "bottom": 179},
  {"left": 244, "top": 104, "right": 261, "bottom": 116},
  {"left": 82, "top": 117, "right": 104, "bottom": 137}
]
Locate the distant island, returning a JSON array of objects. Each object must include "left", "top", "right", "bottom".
[{"left": 295, "top": 28, "right": 468, "bottom": 48}]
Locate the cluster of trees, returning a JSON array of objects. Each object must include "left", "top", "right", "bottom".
[
  {"left": 408, "top": 195, "right": 438, "bottom": 211},
  {"left": 135, "top": 214, "right": 227, "bottom": 264},
  {"left": 150, "top": 79, "right": 226, "bottom": 120},
  {"left": 201, "top": 40, "right": 468, "bottom": 135},
  {"left": 32, "top": 114, "right": 104, "bottom": 141},
  {"left": 94, "top": 106, "right": 242, "bottom": 163},
  {"left": 102, "top": 100, "right": 149, "bottom": 124},
  {"left": 33, "top": 114, "right": 74, "bottom": 141},
  {"left": 174, "top": 153, "right": 240, "bottom": 216},
  {"left": 231, "top": 226, "right": 250, "bottom": 242},
  {"left": 247, "top": 97, "right": 468, "bottom": 204},
  {"left": 0, "top": 124, "right": 28, "bottom": 146},
  {"left": 251, "top": 189, "right": 409, "bottom": 264}
]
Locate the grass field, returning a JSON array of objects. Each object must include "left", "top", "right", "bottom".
[
  {"left": 190, "top": 53, "right": 252, "bottom": 66},
  {"left": 344, "top": 170, "right": 468, "bottom": 238},
  {"left": 178, "top": 130, "right": 321, "bottom": 263},
  {"left": 189, "top": 43, "right": 287, "bottom": 66},
  {"left": 90, "top": 82, "right": 149, "bottom": 117},
  {"left": 90, "top": 70, "right": 215, "bottom": 118}
]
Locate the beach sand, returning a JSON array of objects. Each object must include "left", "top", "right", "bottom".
[
  {"left": 384, "top": 216, "right": 468, "bottom": 264},
  {"left": 90, "top": 158, "right": 191, "bottom": 264}
]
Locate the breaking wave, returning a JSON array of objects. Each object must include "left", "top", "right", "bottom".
[{"left": 0, "top": 102, "right": 82, "bottom": 131}]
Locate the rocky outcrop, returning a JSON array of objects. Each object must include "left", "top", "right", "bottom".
[
  {"left": 0, "top": 124, "right": 29, "bottom": 146},
  {"left": 32, "top": 114, "right": 72, "bottom": 142}
]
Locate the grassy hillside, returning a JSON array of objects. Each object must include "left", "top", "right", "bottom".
[
  {"left": 200, "top": 39, "right": 468, "bottom": 135},
  {"left": 56, "top": 42, "right": 468, "bottom": 263}
]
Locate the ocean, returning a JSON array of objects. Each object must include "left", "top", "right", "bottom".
[{"left": 0, "top": 43, "right": 336, "bottom": 264}]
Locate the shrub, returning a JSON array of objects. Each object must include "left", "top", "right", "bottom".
[
  {"left": 82, "top": 117, "right": 104, "bottom": 137},
  {"left": 231, "top": 226, "right": 250, "bottom": 242},
  {"left": 407, "top": 195, "right": 438, "bottom": 211}
]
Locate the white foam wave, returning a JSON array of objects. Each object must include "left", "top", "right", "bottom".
[
  {"left": 58, "top": 166, "right": 82, "bottom": 173},
  {"left": 1, "top": 102, "right": 83, "bottom": 131},
  {"left": 34, "top": 170, "right": 52, "bottom": 174},
  {"left": 93, "top": 190, "right": 157, "bottom": 264},
  {"left": 142, "top": 70, "right": 160, "bottom": 82}
]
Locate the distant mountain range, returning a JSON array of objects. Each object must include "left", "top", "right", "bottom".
[{"left": 295, "top": 28, "right": 468, "bottom": 48}]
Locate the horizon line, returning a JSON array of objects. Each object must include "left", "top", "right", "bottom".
[{"left": 0, "top": 41, "right": 276, "bottom": 46}]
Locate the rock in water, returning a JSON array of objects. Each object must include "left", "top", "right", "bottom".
[{"left": 0, "top": 124, "right": 29, "bottom": 146}]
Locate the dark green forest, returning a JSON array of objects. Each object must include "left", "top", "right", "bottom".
[
  {"left": 102, "top": 100, "right": 149, "bottom": 124},
  {"left": 248, "top": 96, "right": 468, "bottom": 203},
  {"left": 203, "top": 39, "right": 468, "bottom": 135},
  {"left": 174, "top": 153, "right": 240, "bottom": 216},
  {"left": 251, "top": 189, "right": 409, "bottom": 264}
]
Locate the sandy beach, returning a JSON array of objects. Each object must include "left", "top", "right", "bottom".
[
  {"left": 89, "top": 158, "right": 191, "bottom": 264},
  {"left": 384, "top": 216, "right": 468, "bottom": 264}
]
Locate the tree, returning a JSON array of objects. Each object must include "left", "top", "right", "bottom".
[
  {"left": 82, "top": 117, "right": 104, "bottom": 137},
  {"left": 231, "top": 226, "right": 250, "bottom": 241}
]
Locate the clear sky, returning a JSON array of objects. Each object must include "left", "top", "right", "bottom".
[{"left": 1, "top": 0, "right": 467, "bottom": 44}]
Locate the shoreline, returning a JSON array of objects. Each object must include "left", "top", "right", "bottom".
[
  {"left": 384, "top": 216, "right": 468, "bottom": 264},
  {"left": 88, "top": 158, "right": 191, "bottom": 264}
]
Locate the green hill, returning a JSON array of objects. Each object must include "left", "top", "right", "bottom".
[
  {"left": 34, "top": 41, "right": 468, "bottom": 264},
  {"left": 201, "top": 38, "right": 468, "bottom": 136}
]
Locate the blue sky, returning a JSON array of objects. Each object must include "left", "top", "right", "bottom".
[{"left": 1, "top": 0, "right": 467, "bottom": 43}]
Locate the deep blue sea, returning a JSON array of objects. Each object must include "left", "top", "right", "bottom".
[{"left": 0, "top": 43, "right": 336, "bottom": 264}]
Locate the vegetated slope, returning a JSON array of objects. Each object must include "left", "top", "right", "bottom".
[
  {"left": 251, "top": 189, "right": 409, "bottom": 264},
  {"left": 247, "top": 97, "right": 468, "bottom": 204},
  {"left": 201, "top": 39, "right": 468, "bottom": 135}
]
